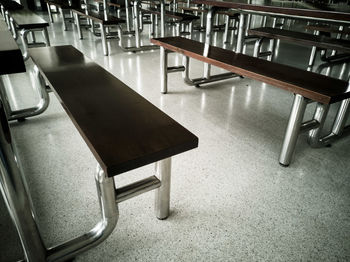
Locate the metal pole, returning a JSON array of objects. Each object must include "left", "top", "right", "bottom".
[
  {"left": 279, "top": 94, "right": 308, "bottom": 166},
  {"left": 0, "top": 101, "right": 47, "bottom": 262},
  {"left": 155, "top": 158, "right": 172, "bottom": 219}
]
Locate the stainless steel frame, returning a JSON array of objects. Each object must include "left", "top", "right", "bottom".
[
  {"left": 19, "top": 28, "right": 51, "bottom": 61},
  {"left": 0, "top": 66, "right": 175, "bottom": 261}
]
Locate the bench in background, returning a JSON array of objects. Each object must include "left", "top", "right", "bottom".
[
  {"left": 1, "top": 44, "right": 198, "bottom": 261},
  {"left": 248, "top": 27, "right": 350, "bottom": 67},
  {"left": 151, "top": 36, "right": 350, "bottom": 166}
]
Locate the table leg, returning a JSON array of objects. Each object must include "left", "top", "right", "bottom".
[
  {"left": 203, "top": 6, "right": 217, "bottom": 79},
  {"left": 236, "top": 12, "right": 246, "bottom": 53}
]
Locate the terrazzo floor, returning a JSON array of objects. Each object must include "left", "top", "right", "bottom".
[{"left": 0, "top": 10, "right": 349, "bottom": 262}]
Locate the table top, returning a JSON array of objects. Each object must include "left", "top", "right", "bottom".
[
  {"left": 0, "top": 19, "right": 25, "bottom": 75},
  {"left": 191, "top": 0, "right": 350, "bottom": 23}
]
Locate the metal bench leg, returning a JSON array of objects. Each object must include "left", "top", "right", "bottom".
[
  {"left": 30, "top": 31, "right": 36, "bottom": 43},
  {"left": 223, "top": 15, "right": 230, "bottom": 43},
  {"left": 160, "top": 47, "right": 168, "bottom": 93},
  {"left": 268, "top": 39, "right": 276, "bottom": 61},
  {"left": 6, "top": 66, "right": 50, "bottom": 121},
  {"left": 155, "top": 158, "right": 172, "bottom": 220},
  {"left": 253, "top": 37, "right": 264, "bottom": 57},
  {"left": 308, "top": 46, "right": 317, "bottom": 69},
  {"left": 308, "top": 98, "right": 350, "bottom": 147},
  {"left": 0, "top": 103, "right": 47, "bottom": 261},
  {"left": 47, "top": 165, "right": 119, "bottom": 261},
  {"left": 20, "top": 29, "right": 30, "bottom": 61},
  {"left": 60, "top": 8, "right": 67, "bottom": 31},
  {"left": 100, "top": 24, "right": 108, "bottom": 56},
  {"left": 43, "top": 27, "right": 51, "bottom": 46},
  {"left": 74, "top": 12, "right": 83, "bottom": 39},
  {"left": 279, "top": 94, "right": 308, "bottom": 166},
  {"left": 47, "top": 3, "right": 54, "bottom": 23},
  {"left": 5, "top": 10, "right": 10, "bottom": 30},
  {"left": 9, "top": 17, "right": 18, "bottom": 40}
]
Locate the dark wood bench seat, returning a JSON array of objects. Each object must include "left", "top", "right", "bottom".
[
  {"left": 151, "top": 36, "right": 349, "bottom": 104},
  {"left": 0, "top": 0, "right": 23, "bottom": 11},
  {"left": 29, "top": 45, "right": 198, "bottom": 176},
  {"left": 305, "top": 24, "right": 350, "bottom": 35},
  {"left": 248, "top": 27, "right": 350, "bottom": 53},
  {"left": 248, "top": 27, "right": 350, "bottom": 67},
  {"left": 141, "top": 8, "right": 199, "bottom": 22},
  {"left": 151, "top": 36, "right": 350, "bottom": 166},
  {"left": 45, "top": 0, "right": 79, "bottom": 9},
  {"left": 9, "top": 9, "right": 49, "bottom": 29},
  {"left": 0, "top": 19, "right": 25, "bottom": 75},
  {"left": 72, "top": 8, "right": 124, "bottom": 25}
]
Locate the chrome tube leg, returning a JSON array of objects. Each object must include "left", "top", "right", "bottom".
[
  {"left": 125, "top": 0, "right": 131, "bottom": 31},
  {"left": 100, "top": 24, "right": 108, "bottom": 56},
  {"left": 47, "top": 3, "right": 54, "bottom": 23},
  {"left": 308, "top": 46, "right": 317, "bottom": 69},
  {"left": 0, "top": 102, "right": 47, "bottom": 261},
  {"left": 46, "top": 3, "right": 53, "bottom": 24},
  {"left": 43, "top": 27, "right": 51, "bottom": 46},
  {"left": 160, "top": 0, "right": 165, "bottom": 37},
  {"left": 253, "top": 37, "right": 264, "bottom": 57},
  {"left": 236, "top": 12, "right": 245, "bottom": 53},
  {"left": 331, "top": 99, "right": 350, "bottom": 135},
  {"left": 9, "top": 17, "right": 17, "bottom": 40},
  {"left": 7, "top": 66, "right": 50, "bottom": 121},
  {"left": 30, "top": 31, "right": 36, "bottom": 43},
  {"left": 20, "top": 29, "right": 30, "bottom": 61},
  {"left": 307, "top": 103, "right": 330, "bottom": 147},
  {"left": 74, "top": 13, "right": 82, "bottom": 39},
  {"left": 160, "top": 47, "right": 168, "bottom": 93},
  {"left": 155, "top": 158, "right": 172, "bottom": 220},
  {"left": 60, "top": 8, "right": 67, "bottom": 31},
  {"left": 244, "top": 13, "right": 251, "bottom": 37},
  {"left": 133, "top": 1, "right": 140, "bottom": 48},
  {"left": 203, "top": 7, "right": 216, "bottom": 79},
  {"left": 223, "top": 15, "right": 229, "bottom": 43},
  {"left": 268, "top": 39, "right": 276, "bottom": 61},
  {"left": 47, "top": 165, "right": 119, "bottom": 261},
  {"left": 182, "top": 55, "right": 190, "bottom": 82},
  {"left": 279, "top": 94, "right": 308, "bottom": 166},
  {"left": 5, "top": 11, "right": 10, "bottom": 29}
]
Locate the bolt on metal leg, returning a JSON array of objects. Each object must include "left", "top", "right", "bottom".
[
  {"left": 155, "top": 158, "right": 172, "bottom": 220},
  {"left": 279, "top": 94, "right": 308, "bottom": 166}
]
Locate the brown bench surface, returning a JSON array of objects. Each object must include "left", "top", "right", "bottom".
[
  {"left": 72, "top": 8, "right": 125, "bottom": 25},
  {"left": 141, "top": 8, "right": 199, "bottom": 21},
  {"left": 45, "top": 0, "right": 80, "bottom": 9},
  {"left": 9, "top": 9, "right": 49, "bottom": 29},
  {"left": 248, "top": 27, "right": 350, "bottom": 53},
  {"left": 29, "top": 45, "right": 198, "bottom": 177},
  {"left": 0, "top": 19, "right": 25, "bottom": 75},
  {"left": 94, "top": 0, "right": 123, "bottom": 8},
  {"left": 305, "top": 24, "right": 350, "bottom": 35},
  {"left": 0, "top": 0, "right": 23, "bottom": 10},
  {"left": 151, "top": 36, "right": 350, "bottom": 104}
]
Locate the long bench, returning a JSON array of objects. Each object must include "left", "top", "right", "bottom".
[
  {"left": 141, "top": 7, "right": 199, "bottom": 36},
  {"left": 0, "top": 44, "right": 198, "bottom": 261},
  {"left": 0, "top": 1, "right": 51, "bottom": 60},
  {"left": 45, "top": 0, "right": 80, "bottom": 30},
  {"left": 151, "top": 36, "right": 350, "bottom": 166},
  {"left": 72, "top": 8, "right": 125, "bottom": 55},
  {"left": 248, "top": 27, "right": 350, "bottom": 67}
]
